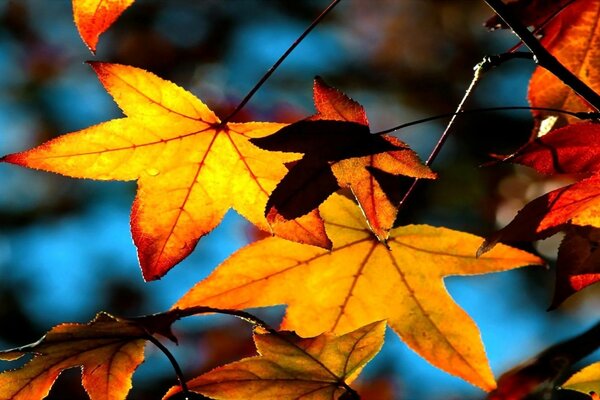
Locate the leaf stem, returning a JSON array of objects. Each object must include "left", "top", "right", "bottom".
[
  {"left": 169, "top": 306, "right": 274, "bottom": 331},
  {"left": 221, "top": 0, "right": 342, "bottom": 124},
  {"left": 484, "top": 0, "right": 600, "bottom": 112},
  {"left": 145, "top": 334, "right": 194, "bottom": 398},
  {"left": 373, "top": 106, "right": 597, "bottom": 135}
]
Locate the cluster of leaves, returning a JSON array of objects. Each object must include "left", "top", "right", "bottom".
[
  {"left": 2, "top": 0, "right": 600, "bottom": 399},
  {"left": 481, "top": 0, "right": 600, "bottom": 313}
]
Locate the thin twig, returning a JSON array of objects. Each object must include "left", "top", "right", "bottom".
[
  {"left": 484, "top": 0, "right": 600, "bottom": 112},
  {"left": 394, "top": 58, "right": 486, "bottom": 215},
  {"left": 221, "top": 0, "right": 342, "bottom": 124},
  {"left": 169, "top": 306, "right": 273, "bottom": 331},
  {"left": 372, "top": 106, "right": 598, "bottom": 135}
]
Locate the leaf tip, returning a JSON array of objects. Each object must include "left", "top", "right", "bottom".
[
  {"left": 0, "top": 152, "right": 26, "bottom": 167},
  {"left": 313, "top": 75, "right": 326, "bottom": 87},
  {"left": 86, "top": 60, "right": 108, "bottom": 74},
  {"left": 137, "top": 254, "right": 167, "bottom": 282},
  {"left": 85, "top": 41, "right": 98, "bottom": 54}
]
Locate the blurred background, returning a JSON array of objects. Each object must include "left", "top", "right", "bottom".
[{"left": 1, "top": 0, "right": 599, "bottom": 399}]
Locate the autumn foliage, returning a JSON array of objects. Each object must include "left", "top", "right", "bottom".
[{"left": 3, "top": 0, "right": 600, "bottom": 399}]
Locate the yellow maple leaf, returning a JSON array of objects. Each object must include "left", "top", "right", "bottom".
[
  {"left": 174, "top": 194, "right": 543, "bottom": 391},
  {"left": 164, "top": 321, "right": 385, "bottom": 400},
  {"left": 1, "top": 63, "right": 329, "bottom": 280}
]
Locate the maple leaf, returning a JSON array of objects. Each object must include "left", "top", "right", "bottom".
[
  {"left": 0, "top": 312, "right": 148, "bottom": 400},
  {"left": 512, "top": 122, "right": 600, "bottom": 175},
  {"left": 1, "top": 63, "right": 331, "bottom": 280},
  {"left": 174, "top": 194, "right": 543, "bottom": 390},
  {"left": 251, "top": 77, "right": 436, "bottom": 240},
  {"left": 164, "top": 321, "right": 385, "bottom": 400},
  {"left": 72, "top": 0, "right": 135, "bottom": 52},
  {"left": 528, "top": 0, "right": 600, "bottom": 131}
]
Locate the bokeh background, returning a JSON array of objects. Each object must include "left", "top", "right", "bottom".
[{"left": 1, "top": 1, "right": 599, "bottom": 399}]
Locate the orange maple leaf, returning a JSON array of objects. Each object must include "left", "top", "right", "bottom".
[
  {"left": 72, "top": 0, "right": 135, "bottom": 52},
  {"left": 0, "top": 312, "right": 147, "bottom": 400},
  {"left": 1, "top": 63, "right": 329, "bottom": 280},
  {"left": 252, "top": 77, "right": 436, "bottom": 240},
  {"left": 164, "top": 321, "right": 385, "bottom": 400},
  {"left": 528, "top": 0, "right": 600, "bottom": 131},
  {"left": 174, "top": 194, "right": 543, "bottom": 390}
]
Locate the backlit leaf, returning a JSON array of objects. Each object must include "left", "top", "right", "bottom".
[
  {"left": 488, "top": 122, "right": 600, "bottom": 305},
  {"left": 164, "top": 321, "right": 385, "bottom": 400},
  {"left": 513, "top": 122, "right": 600, "bottom": 175},
  {"left": 175, "top": 194, "right": 543, "bottom": 390},
  {"left": 479, "top": 175, "right": 600, "bottom": 255},
  {"left": 251, "top": 77, "right": 435, "bottom": 240},
  {"left": 528, "top": 0, "right": 600, "bottom": 131},
  {"left": 72, "top": 0, "right": 135, "bottom": 52},
  {"left": 1, "top": 63, "right": 330, "bottom": 280},
  {"left": 0, "top": 312, "right": 146, "bottom": 400}
]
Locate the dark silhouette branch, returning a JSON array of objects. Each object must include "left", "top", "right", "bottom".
[{"left": 373, "top": 106, "right": 599, "bottom": 135}]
